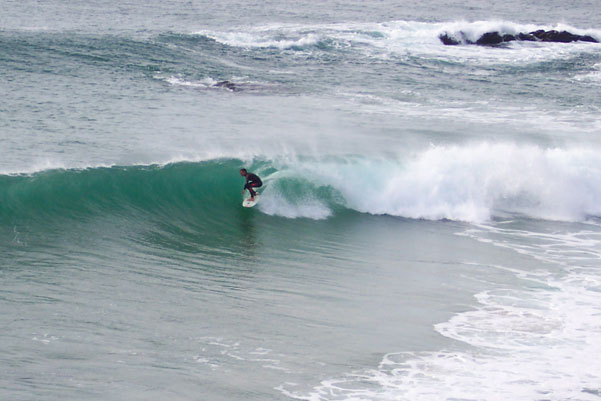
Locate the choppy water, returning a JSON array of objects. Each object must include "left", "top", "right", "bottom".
[{"left": 2, "top": 0, "right": 601, "bottom": 400}]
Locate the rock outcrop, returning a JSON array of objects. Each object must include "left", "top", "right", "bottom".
[
  {"left": 439, "top": 29, "right": 598, "bottom": 46},
  {"left": 214, "top": 80, "right": 239, "bottom": 91}
]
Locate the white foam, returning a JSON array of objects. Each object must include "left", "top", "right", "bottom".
[
  {"left": 157, "top": 75, "right": 217, "bottom": 88},
  {"left": 195, "top": 27, "right": 322, "bottom": 49},
  {"left": 378, "top": 20, "right": 601, "bottom": 65},
  {"left": 281, "top": 144, "right": 601, "bottom": 223},
  {"left": 257, "top": 180, "right": 332, "bottom": 220},
  {"left": 0, "top": 160, "right": 67, "bottom": 175},
  {"left": 279, "top": 225, "right": 601, "bottom": 401},
  {"left": 338, "top": 91, "right": 601, "bottom": 134},
  {"left": 193, "top": 20, "right": 601, "bottom": 65},
  {"left": 144, "top": 144, "right": 601, "bottom": 223},
  {"left": 461, "top": 224, "right": 601, "bottom": 266},
  {"left": 0, "top": 159, "right": 119, "bottom": 176},
  {"left": 574, "top": 63, "right": 601, "bottom": 85}
]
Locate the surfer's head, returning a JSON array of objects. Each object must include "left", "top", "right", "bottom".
[{"left": 239, "top": 168, "right": 247, "bottom": 176}]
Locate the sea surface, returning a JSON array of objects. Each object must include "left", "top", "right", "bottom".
[{"left": 2, "top": 1, "right": 601, "bottom": 400}]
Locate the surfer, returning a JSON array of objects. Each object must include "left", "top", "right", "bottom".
[{"left": 240, "top": 169, "right": 262, "bottom": 201}]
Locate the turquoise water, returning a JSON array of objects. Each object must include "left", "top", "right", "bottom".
[{"left": 2, "top": 1, "right": 601, "bottom": 400}]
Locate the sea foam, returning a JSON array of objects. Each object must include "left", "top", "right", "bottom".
[
  {"left": 192, "top": 20, "right": 601, "bottom": 65},
  {"left": 279, "top": 224, "right": 601, "bottom": 401},
  {"left": 266, "top": 144, "right": 601, "bottom": 222}
]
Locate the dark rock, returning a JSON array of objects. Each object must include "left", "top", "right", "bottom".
[
  {"left": 474, "top": 32, "right": 516, "bottom": 46},
  {"left": 517, "top": 33, "right": 537, "bottom": 41},
  {"left": 529, "top": 30, "right": 546, "bottom": 39},
  {"left": 557, "top": 30, "right": 580, "bottom": 42},
  {"left": 545, "top": 30, "right": 598, "bottom": 43},
  {"left": 214, "top": 80, "right": 238, "bottom": 91},
  {"left": 530, "top": 29, "right": 595, "bottom": 43},
  {"left": 439, "top": 33, "right": 460, "bottom": 45},
  {"left": 540, "top": 30, "right": 575, "bottom": 42},
  {"left": 440, "top": 28, "right": 599, "bottom": 46},
  {"left": 580, "top": 35, "right": 598, "bottom": 43},
  {"left": 476, "top": 32, "right": 504, "bottom": 45}
]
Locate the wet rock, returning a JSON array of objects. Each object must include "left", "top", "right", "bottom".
[
  {"left": 214, "top": 80, "right": 239, "bottom": 91},
  {"left": 533, "top": 30, "right": 578, "bottom": 42},
  {"left": 439, "top": 33, "right": 461, "bottom": 45},
  {"left": 440, "top": 29, "right": 598, "bottom": 46},
  {"left": 516, "top": 33, "right": 537, "bottom": 41},
  {"left": 539, "top": 30, "right": 599, "bottom": 43},
  {"left": 476, "top": 32, "right": 505, "bottom": 45},
  {"left": 529, "top": 30, "right": 546, "bottom": 39}
]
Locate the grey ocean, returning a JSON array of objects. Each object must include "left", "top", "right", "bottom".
[{"left": 2, "top": 1, "right": 601, "bottom": 400}]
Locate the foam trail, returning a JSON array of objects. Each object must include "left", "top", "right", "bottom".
[
  {"left": 195, "top": 27, "right": 322, "bottom": 49},
  {"left": 278, "top": 226, "right": 601, "bottom": 401},
  {"left": 574, "top": 62, "right": 601, "bottom": 85},
  {"left": 161, "top": 75, "right": 218, "bottom": 88},
  {"left": 258, "top": 191, "right": 332, "bottom": 220}
]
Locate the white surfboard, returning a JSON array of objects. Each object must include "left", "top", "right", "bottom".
[{"left": 242, "top": 193, "right": 260, "bottom": 208}]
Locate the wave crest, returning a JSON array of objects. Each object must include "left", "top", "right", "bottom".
[{"left": 2, "top": 144, "right": 601, "bottom": 223}]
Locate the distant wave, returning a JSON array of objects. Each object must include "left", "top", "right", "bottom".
[
  {"left": 2, "top": 144, "right": 601, "bottom": 224},
  {"left": 194, "top": 27, "right": 324, "bottom": 50},
  {"left": 154, "top": 74, "right": 281, "bottom": 93},
  {"left": 182, "top": 20, "right": 601, "bottom": 71},
  {"left": 3, "top": 21, "right": 599, "bottom": 87},
  {"left": 192, "top": 20, "right": 601, "bottom": 52}
]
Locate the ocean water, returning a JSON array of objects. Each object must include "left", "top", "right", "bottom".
[{"left": 2, "top": 0, "right": 601, "bottom": 400}]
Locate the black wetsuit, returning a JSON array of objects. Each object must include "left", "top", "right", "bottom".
[{"left": 244, "top": 173, "right": 263, "bottom": 197}]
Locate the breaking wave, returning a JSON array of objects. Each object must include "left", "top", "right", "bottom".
[{"left": 2, "top": 143, "right": 601, "bottom": 224}]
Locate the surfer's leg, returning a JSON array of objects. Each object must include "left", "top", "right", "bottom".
[
  {"left": 245, "top": 183, "right": 255, "bottom": 198},
  {"left": 249, "top": 183, "right": 260, "bottom": 198}
]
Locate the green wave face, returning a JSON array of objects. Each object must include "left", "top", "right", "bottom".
[
  {"left": 1, "top": 161, "right": 236, "bottom": 222},
  {"left": 0, "top": 159, "right": 345, "bottom": 225},
  {"left": 0, "top": 160, "right": 352, "bottom": 261}
]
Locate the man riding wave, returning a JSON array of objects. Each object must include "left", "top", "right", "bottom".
[{"left": 240, "top": 169, "right": 262, "bottom": 201}]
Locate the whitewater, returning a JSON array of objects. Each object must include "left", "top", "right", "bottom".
[{"left": 2, "top": 0, "right": 601, "bottom": 400}]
